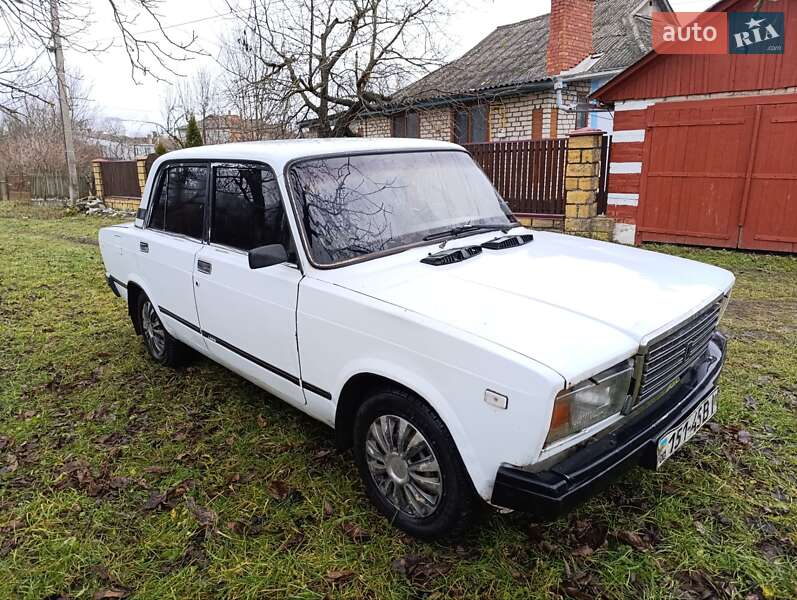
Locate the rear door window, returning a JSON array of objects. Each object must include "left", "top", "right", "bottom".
[{"left": 147, "top": 164, "right": 208, "bottom": 239}]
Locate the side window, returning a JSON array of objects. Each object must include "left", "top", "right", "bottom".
[
  {"left": 148, "top": 170, "right": 168, "bottom": 230},
  {"left": 211, "top": 165, "right": 289, "bottom": 252},
  {"left": 165, "top": 166, "right": 207, "bottom": 238},
  {"left": 147, "top": 165, "right": 207, "bottom": 239}
]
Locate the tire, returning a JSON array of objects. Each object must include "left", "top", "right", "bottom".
[
  {"left": 137, "top": 294, "right": 189, "bottom": 367},
  {"left": 353, "top": 386, "right": 479, "bottom": 539}
]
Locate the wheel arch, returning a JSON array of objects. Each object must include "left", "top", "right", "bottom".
[
  {"left": 126, "top": 281, "right": 144, "bottom": 335},
  {"left": 333, "top": 367, "right": 488, "bottom": 497},
  {"left": 335, "top": 373, "right": 410, "bottom": 449},
  {"left": 125, "top": 277, "right": 159, "bottom": 337}
]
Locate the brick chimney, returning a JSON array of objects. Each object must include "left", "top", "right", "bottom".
[{"left": 546, "top": 0, "right": 594, "bottom": 75}]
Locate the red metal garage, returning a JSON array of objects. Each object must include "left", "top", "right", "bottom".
[{"left": 593, "top": 0, "right": 797, "bottom": 252}]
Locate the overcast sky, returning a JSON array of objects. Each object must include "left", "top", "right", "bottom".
[{"left": 65, "top": 0, "right": 715, "bottom": 135}]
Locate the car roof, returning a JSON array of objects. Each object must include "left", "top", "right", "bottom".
[{"left": 156, "top": 137, "right": 466, "bottom": 170}]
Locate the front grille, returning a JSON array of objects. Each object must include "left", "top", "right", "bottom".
[{"left": 633, "top": 296, "right": 725, "bottom": 405}]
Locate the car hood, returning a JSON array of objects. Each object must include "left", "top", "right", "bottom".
[{"left": 316, "top": 230, "right": 735, "bottom": 385}]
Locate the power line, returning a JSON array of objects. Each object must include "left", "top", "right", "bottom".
[{"left": 92, "top": 6, "right": 247, "bottom": 44}]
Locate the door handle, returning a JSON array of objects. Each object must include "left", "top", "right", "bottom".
[
  {"left": 197, "top": 259, "right": 212, "bottom": 274},
  {"left": 139, "top": 241, "right": 149, "bottom": 253}
]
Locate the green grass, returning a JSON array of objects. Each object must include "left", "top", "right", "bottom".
[{"left": 1, "top": 202, "right": 795, "bottom": 599}]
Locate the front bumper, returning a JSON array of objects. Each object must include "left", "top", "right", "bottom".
[{"left": 490, "top": 332, "right": 727, "bottom": 518}]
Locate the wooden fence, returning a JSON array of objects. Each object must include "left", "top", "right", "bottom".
[
  {"left": 465, "top": 139, "right": 568, "bottom": 216},
  {"left": 1, "top": 172, "right": 93, "bottom": 201}
]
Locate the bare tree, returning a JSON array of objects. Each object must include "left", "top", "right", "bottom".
[
  {"left": 218, "top": 30, "right": 296, "bottom": 141},
  {"left": 186, "top": 67, "right": 216, "bottom": 141},
  {"left": 152, "top": 84, "right": 187, "bottom": 148},
  {"left": 225, "top": 0, "right": 449, "bottom": 137},
  {"left": 0, "top": 0, "right": 201, "bottom": 115},
  {"left": 0, "top": 75, "right": 101, "bottom": 199},
  {"left": 1, "top": 0, "right": 202, "bottom": 202}
]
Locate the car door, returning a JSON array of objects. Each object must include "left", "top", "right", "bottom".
[
  {"left": 193, "top": 162, "right": 305, "bottom": 408},
  {"left": 137, "top": 162, "right": 208, "bottom": 351}
]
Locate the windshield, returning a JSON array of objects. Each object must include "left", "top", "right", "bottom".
[{"left": 288, "top": 150, "right": 514, "bottom": 266}]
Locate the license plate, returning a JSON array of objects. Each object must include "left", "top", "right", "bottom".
[{"left": 656, "top": 389, "right": 718, "bottom": 468}]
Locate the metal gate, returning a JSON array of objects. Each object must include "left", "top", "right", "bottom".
[
  {"left": 100, "top": 160, "right": 140, "bottom": 198},
  {"left": 637, "top": 94, "right": 797, "bottom": 252}
]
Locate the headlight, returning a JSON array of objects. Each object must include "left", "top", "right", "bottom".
[{"left": 545, "top": 361, "right": 634, "bottom": 446}]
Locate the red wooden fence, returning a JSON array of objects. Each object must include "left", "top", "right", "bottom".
[{"left": 465, "top": 139, "right": 568, "bottom": 216}]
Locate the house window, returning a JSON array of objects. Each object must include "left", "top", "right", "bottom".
[
  {"left": 452, "top": 104, "right": 489, "bottom": 144},
  {"left": 576, "top": 96, "right": 589, "bottom": 129},
  {"left": 392, "top": 111, "right": 419, "bottom": 138}
]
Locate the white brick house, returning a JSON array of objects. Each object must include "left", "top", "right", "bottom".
[{"left": 302, "top": 0, "right": 672, "bottom": 143}]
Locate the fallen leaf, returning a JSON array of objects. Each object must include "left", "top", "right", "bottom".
[
  {"left": 744, "top": 395, "right": 758, "bottom": 410},
  {"left": 256, "top": 414, "right": 268, "bottom": 428},
  {"left": 571, "top": 545, "right": 594, "bottom": 557},
  {"left": 325, "top": 569, "right": 355, "bottom": 583},
  {"left": 614, "top": 529, "right": 650, "bottom": 552},
  {"left": 391, "top": 555, "right": 420, "bottom": 575},
  {"left": 527, "top": 523, "right": 545, "bottom": 544},
  {"left": 1, "top": 453, "right": 19, "bottom": 474},
  {"left": 0, "top": 518, "right": 24, "bottom": 533},
  {"left": 143, "top": 466, "right": 170, "bottom": 475},
  {"left": 279, "top": 531, "right": 306, "bottom": 550},
  {"left": 340, "top": 521, "right": 370, "bottom": 542},
  {"left": 267, "top": 480, "right": 302, "bottom": 503},
  {"left": 185, "top": 496, "right": 217, "bottom": 529},
  {"left": 391, "top": 555, "right": 450, "bottom": 583},
  {"left": 738, "top": 430, "right": 753, "bottom": 445},
  {"left": 226, "top": 521, "right": 245, "bottom": 535},
  {"left": 93, "top": 590, "right": 128, "bottom": 600},
  {"left": 323, "top": 501, "right": 334, "bottom": 518},
  {"left": 675, "top": 570, "right": 722, "bottom": 600},
  {"left": 143, "top": 480, "right": 194, "bottom": 511},
  {"left": 267, "top": 480, "right": 290, "bottom": 500}
]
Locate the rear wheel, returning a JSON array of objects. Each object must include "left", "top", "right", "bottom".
[
  {"left": 353, "top": 387, "right": 478, "bottom": 539},
  {"left": 137, "top": 294, "right": 189, "bottom": 367}
]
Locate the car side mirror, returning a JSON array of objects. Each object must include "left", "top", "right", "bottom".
[{"left": 248, "top": 244, "right": 288, "bottom": 269}]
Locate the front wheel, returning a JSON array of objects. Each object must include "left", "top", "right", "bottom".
[{"left": 352, "top": 387, "right": 479, "bottom": 539}]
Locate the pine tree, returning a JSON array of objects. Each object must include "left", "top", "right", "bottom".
[
  {"left": 184, "top": 115, "right": 203, "bottom": 147},
  {"left": 154, "top": 141, "right": 167, "bottom": 155}
]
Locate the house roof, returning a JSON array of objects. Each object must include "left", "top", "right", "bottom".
[
  {"left": 591, "top": 0, "right": 744, "bottom": 102},
  {"left": 393, "top": 0, "right": 667, "bottom": 105}
]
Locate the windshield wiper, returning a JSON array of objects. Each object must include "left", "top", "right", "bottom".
[{"left": 422, "top": 224, "right": 510, "bottom": 243}]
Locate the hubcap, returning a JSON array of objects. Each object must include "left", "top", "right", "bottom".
[
  {"left": 365, "top": 414, "right": 442, "bottom": 518},
  {"left": 141, "top": 300, "right": 166, "bottom": 358}
]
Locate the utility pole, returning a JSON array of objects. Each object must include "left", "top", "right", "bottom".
[{"left": 50, "top": 0, "right": 79, "bottom": 203}]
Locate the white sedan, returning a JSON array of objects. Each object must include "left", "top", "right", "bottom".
[{"left": 99, "top": 138, "right": 734, "bottom": 538}]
